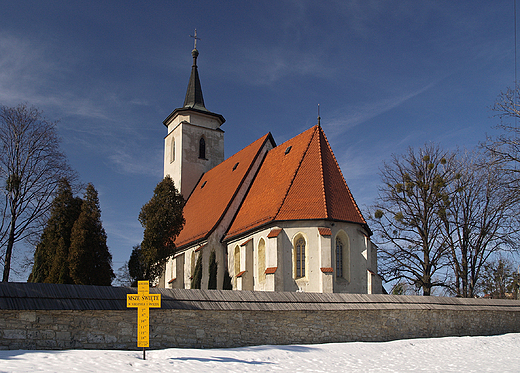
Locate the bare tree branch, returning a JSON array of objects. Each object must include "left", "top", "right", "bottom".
[{"left": 0, "top": 104, "right": 77, "bottom": 282}]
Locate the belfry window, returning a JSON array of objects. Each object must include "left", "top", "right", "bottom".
[
  {"left": 336, "top": 237, "right": 343, "bottom": 278},
  {"left": 199, "top": 137, "right": 206, "bottom": 159},
  {"left": 295, "top": 237, "right": 306, "bottom": 278},
  {"left": 170, "top": 140, "right": 175, "bottom": 163}
]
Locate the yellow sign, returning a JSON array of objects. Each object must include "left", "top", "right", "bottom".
[{"left": 127, "top": 280, "right": 161, "bottom": 348}]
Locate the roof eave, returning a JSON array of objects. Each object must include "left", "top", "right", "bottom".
[{"left": 163, "top": 107, "right": 226, "bottom": 127}]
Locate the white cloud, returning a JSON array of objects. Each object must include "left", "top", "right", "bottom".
[
  {"left": 0, "top": 32, "right": 162, "bottom": 178},
  {"left": 323, "top": 80, "right": 441, "bottom": 139}
]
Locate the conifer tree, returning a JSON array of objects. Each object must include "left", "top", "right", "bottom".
[
  {"left": 127, "top": 244, "right": 146, "bottom": 287},
  {"left": 29, "top": 179, "right": 82, "bottom": 283},
  {"left": 138, "top": 176, "right": 185, "bottom": 282},
  {"left": 208, "top": 250, "right": 217, "bottom": 289},
  {"left": 223, "top": 269, "right": 232, "bottom": 290},
  {"left": 191, "top": 253, "right": 202, "bottom": 289},
  {"left": 68, "top": 184, "right": 114, "bottom": 285}
]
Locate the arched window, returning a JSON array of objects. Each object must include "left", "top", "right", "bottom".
[
  {"left": 170, "top": 139, "right": 175, "bottom": 163},
  {"left": 234, "top": 245, "right": 241, "bottom": 276},
  {"left": 336, "top": 237, "right": 343, "bottom": 278},
  {"left": 295, "top": 237, "right": 306, "bottom": 278},
  {"left": 258, "top": 238, "right": 266, "bottom": 283},
  {"left": 335, "top": 231, "right": 350, "bottom": 281},
  {"left": 199, "top": 137, "right": 206, "bottom": 159}
]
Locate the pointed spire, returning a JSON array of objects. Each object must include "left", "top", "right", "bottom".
[
  {"left": 183, "top": 47, "right": 207, "bottom": 111},
  {"left": 163, "top": 31, "right": 225, "bottom": 128}
]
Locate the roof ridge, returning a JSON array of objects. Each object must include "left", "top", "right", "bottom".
[
  {"left": 319, "top": 127, "right": 366, "bottom": 225},
  {"left": 274, "top": 125, "right": 319, "bottom": 220},
  {"left": 317, "top": 126, "right": 328, "bottom": 219}
]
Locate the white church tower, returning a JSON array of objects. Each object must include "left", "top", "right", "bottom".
[{"left": 163, "top": 39, "right": 225, "bottom": 197}]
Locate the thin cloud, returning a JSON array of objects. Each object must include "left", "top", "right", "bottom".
[
  {"left": 324, "top": 80, "right": 441, "bottom": 138},
  {"left": 0, "top": 32, "right": 162, "bottom": 178}
]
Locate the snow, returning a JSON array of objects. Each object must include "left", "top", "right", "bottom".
[{"left": 1, "top": 334, "right": 519, "bottom": 372}]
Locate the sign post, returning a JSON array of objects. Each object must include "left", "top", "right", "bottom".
[{"left": 127, "top": 281, "right": 161, "bottom": 359}]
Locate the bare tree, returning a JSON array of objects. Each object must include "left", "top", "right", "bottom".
[
  {"left": 370, "top": 144, "right": 457, "bottom": 295},
  {"left": 0, "top": 104, "right": 76, "bottom": 282},
  {"left": 440, "top": 151, "right": 518, "bottom": 297},
  {"left": 485, "top": 86, "right": 520, "bottom": 192}
]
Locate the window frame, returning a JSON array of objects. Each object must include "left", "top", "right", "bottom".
[
  {"left": 294, "top": 236, "right": 306, "bottom": 279},
  {"left": 199, "top": 137, "right": 206, "bottom": 159}
]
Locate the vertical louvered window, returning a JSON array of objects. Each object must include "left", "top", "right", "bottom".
[
  {"left": 171, "top": 139, "right": 175, "bottom": 163},
  {"left": 199, "top": 137, "right": 206, "bottom": 159},
  {"left": 296, "top": 237, "right": 306, "bottom": 278},
  {"left": 336, "top": 237, "right": 343, "bottom": 278}
]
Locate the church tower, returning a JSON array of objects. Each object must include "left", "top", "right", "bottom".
[{"left": 163, "top": 42, "right": 225, "bottom": 197}]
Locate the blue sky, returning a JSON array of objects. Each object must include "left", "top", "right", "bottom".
[{"left": 0, "top": 1, "right": 515, "bottom": 282}]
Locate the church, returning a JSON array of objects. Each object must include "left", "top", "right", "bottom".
[{"left": 157, "top": 45, "right": 382, "bottom": 294}]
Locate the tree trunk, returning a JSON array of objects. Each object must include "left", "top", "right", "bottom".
[{"left": 2, "top": 218, "right": 16, "bottom": 282}]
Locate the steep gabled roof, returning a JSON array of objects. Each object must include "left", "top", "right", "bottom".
[
  {"left": 174, "top": 133, "right": 273, "bottom": 249},
  {"left": 224, "top": 125, "right": 366, "bottom": 240}
]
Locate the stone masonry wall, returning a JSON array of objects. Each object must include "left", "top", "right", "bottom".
[{"left": 2, "top": 307, "right": 520, "bottom": 350}]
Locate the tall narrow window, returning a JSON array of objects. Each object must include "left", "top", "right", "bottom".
[
  {"left": 170, "top": 140, "right": 175, "bottom": 163},
  {"left": 199, "top": 137, "right": 206, "bottom": 159},
  {"left": 295, "top": 237, "right": 306, "bottom": 278},
  {"left": 234, "top": 245, "right": 241, "bottom": 276},
  {"left": 258, "top": 238, "right": 266, "bottom": 283},
  {"left": 336, "top": 237, "right": 343, "bottom": 278}
]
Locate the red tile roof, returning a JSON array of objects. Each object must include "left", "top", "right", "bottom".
[
  {"left": 175, "top": 125, "right": 367, "bottom": 249},
  {"left": 174, "top": 133, "right": 273, "bottom": 248},
  {"left": 225, "top": 125, "right": 366, "bottom": 240},
  {"left": 267, "top": 228, "right": 283, "bottom": 238},
  {"left": 318, "top": 227, "right": 332, "bottom": 236}
]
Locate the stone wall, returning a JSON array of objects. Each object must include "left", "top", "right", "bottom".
[{"left": 2, "top": 306, "right": 520, "bottom": 350}]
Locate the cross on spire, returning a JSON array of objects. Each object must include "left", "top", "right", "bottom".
[{"left": 190, "top": 29, "right": 201, "bottom": 50}]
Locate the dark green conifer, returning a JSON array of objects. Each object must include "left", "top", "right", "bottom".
[
  {"left": 223, "top": 269, "right": 232, "bottom": 290},
  {"left": 191, "top": 254, "right": 202, "bottom": 289},
  {"left": 29, "top": 179, "right": 82, "bottom": 283},
  {"left": 208, "top": 251, "right": 217, "bottom": 289},
  {"left": 138, "top": 176, "right": 185, "bottom": 282},
  {"left": 128, "top": 244, "right": 146, "bottom": 287},
  {"left": 69, "top": 183, "right": 114, "bottom": 285}
]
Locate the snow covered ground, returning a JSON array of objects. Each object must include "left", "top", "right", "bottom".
[{"left": 1, "top": 333, "right": 519, "bottom": 372}]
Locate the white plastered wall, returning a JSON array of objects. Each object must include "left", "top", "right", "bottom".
[{"left": 225, "top": 220, "right": 379, "bottom": 294}]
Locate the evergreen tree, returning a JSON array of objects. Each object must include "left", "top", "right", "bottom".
[
  {"left": 68, "top": 184, "right": 114, "bottom": 285},
  {"left": 223, "top": 268, "right": 232, "bottom": 290},
  {"left": 208, "top": 251, "right": 217, "bottom": 289},
  {"left": 191, "top": 254, "right": 202, "bottom": 289},
  {"left": 138, "top": 176, "right": 185, "bottom": 282},
  {"left": 29, "top": 179, "right": 82, "bottom": 283},
  {"left": 127, "top": 244, "right": 146, "bottom": 287}
]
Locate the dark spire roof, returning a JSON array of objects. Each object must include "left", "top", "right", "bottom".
[
  {"left": 163, "top": 47, "right": 225, "bottom": 127},
  {"left": 183, "top": 48, "right": 207, "bottom": 111}
]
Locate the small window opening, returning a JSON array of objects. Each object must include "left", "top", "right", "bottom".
[
  {"left": 199, "top": 137, "right": 206, "bottom": 159},
  {"left": 170, "top": 140, "right": 175, "bottom": 163},
  {"left": 201, "top": 180, "right": 207, "bottom": 189},
  {"left": 295, "top": 237, "right": 306, "bottom": 278},
  {"left": 232, "top": 162, "right": 239, "bottom": 171},
  {"left": 285, "top": 146, "right": 292, "bottom": 155},
  {"left": 336, "top": 237, "right": 343, "bottom": 278}
]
